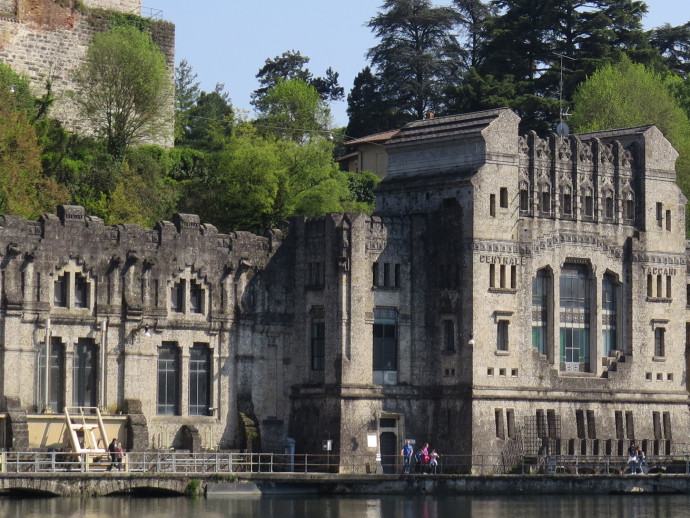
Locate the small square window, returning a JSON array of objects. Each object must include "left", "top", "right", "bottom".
[
  {"left": 645, "top": 372, "right": 652, "bottom": 381},
  {"left": 499, "top": 368, "right": 506, "bottom": 377},
  {"left": 667, "top": 373, "right": 674, "bottom": 381},
  {"left": 656, "top": 373, "right": 663, "bottom": 381},
  {"left": 487, "top": 367, "right": 494, "bottom": 376},
  {"left": 511, "top": 368, "right": 518, "bottom": 377}
]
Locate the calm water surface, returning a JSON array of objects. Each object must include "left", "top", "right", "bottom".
[{"left": 1, "top": 494, "right": 689, "bottom": 518}]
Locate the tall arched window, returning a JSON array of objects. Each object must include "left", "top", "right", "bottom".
[
  {"left": 532, "top": 269, "right": 550, "bottom": 355},
  {"left": 602, "top": 273, "right": 618, "bottom": 357},
  {"left": 560, "top": 264, "right": 591, "bottom": 372}
]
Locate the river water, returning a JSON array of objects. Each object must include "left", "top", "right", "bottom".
[{"left": 1, "top": 494, "right": 690, "bottom": 518}]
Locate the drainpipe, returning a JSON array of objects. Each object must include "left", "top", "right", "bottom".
[
  {"left": 44, "top": 318, "right": 51, "bottom": 412},
  {"left": 100, "top": 318, "right": 108, "bottom": 412}
]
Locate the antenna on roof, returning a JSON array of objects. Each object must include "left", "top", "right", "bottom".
[{"left": 553, "top": 52, "right": 576, "bottom": 138}]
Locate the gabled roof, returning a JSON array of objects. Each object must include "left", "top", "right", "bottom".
[{"left": 387, "top": 108, "right": 512, "bottom": 146}]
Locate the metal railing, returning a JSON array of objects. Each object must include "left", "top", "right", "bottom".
[
  {"left": 140, "top": 7, "right": 163, "bottom": 20},
  {"left": 1, "top": 452, "right": 689, "bottom": 475}
]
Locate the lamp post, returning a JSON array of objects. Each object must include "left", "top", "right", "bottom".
[{"left": 468, "top": 334, "right": 475, "bottom": 347}]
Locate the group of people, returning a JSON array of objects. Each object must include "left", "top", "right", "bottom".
[
  {"left": 627, "top": 441, "right": 646, "bottom": 474},
  {"left": 401, "top": 441, "right": 440, "bottom": 474}
]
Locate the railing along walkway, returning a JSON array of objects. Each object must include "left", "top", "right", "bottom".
[{"left": 1, "top": 452, "right": 690, "bottom": 475}]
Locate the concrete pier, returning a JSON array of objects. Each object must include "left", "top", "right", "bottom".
[{"left": 2, "top": 473, "right": 690, "bottom": 497}]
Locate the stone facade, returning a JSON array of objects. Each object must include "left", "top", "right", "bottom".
[
  {"left": 0, "top": 108, "right": 688, "bottom": 470},
  {"left": 0, "top": 0, "right": 173, "bottom": 147}
]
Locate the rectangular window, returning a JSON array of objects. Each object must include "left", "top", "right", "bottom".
[
  {"left": 602, "top": 274, "right": 617, "bottom": 357},
  {"left": 657, "top": 275, "right": 662, "bottom": 298},
  {"left": 559, "top": 265, "right": 591, "bottom": 371},
  {"left": 373, "top": 309, "right": 397, "bottom": 371},
  {"left": 490, "top": 194, "right": 496, "bottom": 217},
  {"left": 35, "top": 272, "right": 41, "bottom": 302},
  {"left": 500, "top": 265, "right": 506, "bottom": 289},
  {"left": 73, "top": 338, "right": 97, "bottom": 407},
  {"left": 584, "top": 194, "right": 593, "bottom": 217},
  {"left": 511, "top": 265, "right": 517, "bottom": 289},
  {"left": 171, "top": 281, "right": 184, "bottom": 313},
  {"left": 605, "top": 196, "right": 614, "bottom": 219},
  {"left": 489, "top": 264, "right": 495, "bottom": 288},
  {"left": 657, "top": 202, "right": 663, "bottom": 227},
  {"left": 372, "top": 262, "right": 379, "bottom": 287},
  {"left": 383, "top": 263, "right": 390, "bottom": 287},
  {"left": 189, "top": 343, "right": 211, "bottom": 416},
  {"left": 394, "top": 264, "right": 401, "bottom": 288},
  {"left": 563, "top": 192, "right": 572, "bottom": 215},
  {"left": 190, "top": 280, "right": 204, "bottom": 314},
  {"left": 38, "top": 337, "right": 65, "bottom": 413},
  {"left": 541, "top": 190, "right": 551, "bottom": 214},
  {"left": 666, "top": 210, "right": 671, "bottom": 231},
  {"left": 443, "top": 320, "right": 454, "bottom": 351},
  {"left": 506, "top": 409, "right": 515, "bottom": 438},
  {"left": 311, "top": 321, "right": 325, "bottom": 371},
  {"left": 647, "top": 274, "right": 653, "bottom": 298},
  {"left": 74, "top": 273, "right": 88, "bottom": 308},
  {"left": 500, "top": 187, "right": 508, "bottom": 208},
  {"left": 666, "top": 276, "right": 672, "bottom": 299},
  {"left": 157, "top": 342, "right": 180, "bottom": 415},
  {"left": 520, "top": 188, "right": 529, "bottom": 213},
  {"left": 54, "top": 274, "right": 68, "bottom": 307},
  {"left": 532, "top": 270, "right": 549, "bottom": 355},
  {"left": 495, "top": 409, "right": 505, "bottom": 439},
  {"left": 497, "top": 320, "right": 509, "bottom": 351},
  {"left": 655, "top": 327, "right": 665, "bottom": 357}
]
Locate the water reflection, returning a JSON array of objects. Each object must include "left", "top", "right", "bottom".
[{"left": 2, "top": 494, "right": 690, "bottom": 518}]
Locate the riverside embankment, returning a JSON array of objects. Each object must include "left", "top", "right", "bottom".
[{"left": 2, "top": 473, "right": 690, "bottom": 497}]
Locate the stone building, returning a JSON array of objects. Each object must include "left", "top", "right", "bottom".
[
  {"left": 0, "top": 108, "right": 688, "bottom": 473},
  {"left": 0, "top": 0, "right": 174, "bottom": 146}
]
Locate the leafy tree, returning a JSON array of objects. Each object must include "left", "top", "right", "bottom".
[
  {"left": 72, "top": 25, "right": 173, "bottom": 158},
  {"left": 367, "top": 0, "right": 464, "bottom": 120},
  {"left": 453, "top": 0, "right": 497, "bottom": 69},
  {"left": 254, "top": 78, "right": 331, "bottom": 144},
  {"left": 174, "top": 58, "right": 201, "bottom": 145},
  {"left": 252, "top": 50, "right": 344, "bottom": 104},
  {"left": 649, "top": 23, "right": 690, "bottom": 78},
  {"left": 346, "top": 67, "right": 409, "bottom": 137},
  {"left": 570, "top": 55, "right": 690, "bottom": 232},
  {"left": 0, "top": 89, "right": 69, "bottom": 218},
  {"left": 0, "top": 64, "right": 36, "bottom": 118},
  {"left": 182, "top": 84, "right": 234, "bottom": 151}
]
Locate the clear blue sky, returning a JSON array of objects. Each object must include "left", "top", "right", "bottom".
[{"left": 159, "top": 0, "right": 685, "bottom": 128}]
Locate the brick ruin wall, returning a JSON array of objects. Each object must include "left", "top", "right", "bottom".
[{"left": 0, "top": 0, "right": 173, "bottom": 147}]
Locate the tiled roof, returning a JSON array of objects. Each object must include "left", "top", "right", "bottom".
[
  {"left": 344, "top": 129, "right": 400, "bottom": 147},
  {"left": 387, "top": 108, "right": 511, "bottom": 146}
]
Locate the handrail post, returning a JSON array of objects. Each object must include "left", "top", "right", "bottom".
[
  {"left": 305, "top": 454, "right": 308, "bottom": 473},
  {"left": 0, "top": 451, "right": 5, "bottom": 473}
]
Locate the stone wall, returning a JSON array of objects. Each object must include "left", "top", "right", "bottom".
[
  {"left": 0, "top": 0, "right": 173, "bottom": 147},
  {"left": 82, "top": 0, "right": 140, "bottom": 14}
]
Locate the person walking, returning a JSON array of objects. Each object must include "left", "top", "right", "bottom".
[
  {"left": 108, "top": 438, "right": 123, "bottom": 471},
  {"left": 627, "top": 441, "right": 638, "bottom": 474},
  {"left": 401, "top": 440, "right": 414, "bottom": 474}
]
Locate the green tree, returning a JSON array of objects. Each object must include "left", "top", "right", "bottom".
[
  {"left": 346, "top": 66, "right": 408, "bottom": 137},
  {"left": 649, "top": 23, "right": 690, "bottom": 77},
  {"left": 72, "top": 25, "right": 173, "bottom": 158},
  {"left": 570, "top": 55, "right": 690, "bottom": 232},
  {"left": 174, "top": 58, "right": 201, "bottom": 145},
  {"left": 254, "top": 78, "right": 331, "bottom": 144},
  {"left": 0, "top": 88, "right": 69, "bottom": 218},
  {"left": 183, "top": 84, "right": 234, "bottom": 151},
  {"left": 252, "top": 50, "right": 344, "bottom": 104},
  {"left": 367, "top": 0, "right": 464, "bottom": 120}
]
